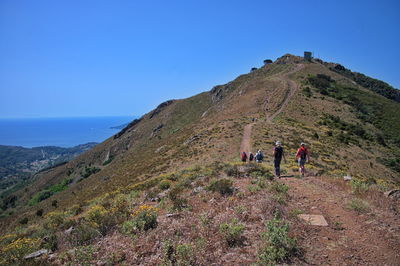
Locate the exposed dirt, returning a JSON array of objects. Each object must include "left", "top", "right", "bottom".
[
  {"left": 240, "top": 123, "right": 255, "bottom": 153},
  {"left": 266, "top": 64, "right": 304, "bottom": 122},
  {"left": 282, "top": 175, "right": 400, "bottom": 265}
]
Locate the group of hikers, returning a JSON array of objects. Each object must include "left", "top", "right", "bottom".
[{"left": 240, "top": 142, "right": 309, "bottom": 177}]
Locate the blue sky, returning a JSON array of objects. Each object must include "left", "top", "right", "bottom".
[{"left": 1, "top": 0, "right": 399, "bottom": 118}]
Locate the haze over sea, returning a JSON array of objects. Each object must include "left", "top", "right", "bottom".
[{"left": 0, "top": 116, "right": 134, "bottom": 148}]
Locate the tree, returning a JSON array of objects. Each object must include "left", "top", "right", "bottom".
[
  {"left": 264, "top": 59, "right": 273, "bottom": 64},
  {"left": 251, "top": 67, "right": 258, "bottom": 72}
]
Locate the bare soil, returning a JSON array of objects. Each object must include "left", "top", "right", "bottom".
[{"left": 283, "top": 175, "right": 400, "bottom": 265}]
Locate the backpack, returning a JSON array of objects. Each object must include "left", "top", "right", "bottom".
[
  {"left": 249, "top": 153, "right": 254, "bottom": 161},
  {"left": 256, "top": 152, "right": 263, "bottom": 160},
  {"left": 274, "top": 146, "right": 283, "bottom": 159},
  {"left": 299, "top": 148, "right": 307, "bottom": 160},
  {"left": 241, "top": 152, "right": 247, "bottom": 160}
]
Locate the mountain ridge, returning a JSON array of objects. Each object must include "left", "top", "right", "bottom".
[{"left": 1, "top": 54, "right": 399, "bottom": 265}]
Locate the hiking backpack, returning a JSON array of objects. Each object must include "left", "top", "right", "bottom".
[{"left": 299, "top": 148, "right": 307, "bottom": 160}]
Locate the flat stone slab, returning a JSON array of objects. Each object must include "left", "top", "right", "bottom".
[{"left": 298, "top": 214, "right": 328, "bottom": 226}]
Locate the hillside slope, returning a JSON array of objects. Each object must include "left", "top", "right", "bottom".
[{"left": 1, "top": 54, "right": 399, "bottom": 265}]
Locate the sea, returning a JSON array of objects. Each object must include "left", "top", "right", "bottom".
[{"left": 0, "top": 116, "right": 135, "bottom": 148}]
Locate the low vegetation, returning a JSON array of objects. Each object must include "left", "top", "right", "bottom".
[
  {"left": 219, "top": 218, "right": 245, "bottom": 247},
  {"left": 29, "top": 178, "right": 73, "bottom": 206},
  {"left": 258, "top": 215, "right": 298, "bottom": 265}
]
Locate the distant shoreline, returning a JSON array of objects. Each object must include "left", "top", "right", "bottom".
[{"left": 0, "top": 116, "right": 136, "bottom": 148}]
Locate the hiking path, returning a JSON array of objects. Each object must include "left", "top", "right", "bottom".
[
  {"left": 282, "top": 175, "right": 400, "bottom": 265},
  {"left": 265, "top": 63, "right": 304, "bottom": 122}
]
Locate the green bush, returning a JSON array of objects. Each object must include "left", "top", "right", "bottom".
[
  {"left": 159, "top": 180, "right": 171, "bottom": 190},
  {"left": 130, "top": 205, "right": 158, "bottom": 232},
  {"left": 302, "top": 86, "right": 312, "bottom": 97},
  {"left": 224, "top": 165, "right": 239, "bottom": 177},
  {"left": 168, "top": 186, "right": 188, "bottom": 211},
  {"left": 29, "top": 178, "right": 73, "bottom": 206},
  {"left": 258, "top": 215, "right": 297, "bottom": 264},
  {"left": 82, "top": 166, "right": 101, "bottom": 179},
  {"left": 102, "top": 156, "right": 114, "bottom": 166},
  {"left": 207, "top": 179, "right": 234, "bottom": 196},
  {"left": 347, "top": 198, "right": 369, "bottom": 213},
  {"left": 19, "top": 217, "right": 28, "bottom": 225},
  {"left": 377, "top": 157, "right": 400, "bottom": 173},
  {"left": 269, "top": 182, "right": 289, "bottom": 204},
  {"left": 350, "top": 179, "right": 369, "bottom": 195},
  {"left": 68, "top": 223, "right": 101, "bottom": 246},
  {"left": 36, "top": 209, "right": 44, "bottom": 217},
  {"left": 247, "top": 164, "right": 274, "bottom": 180},
  {"left": 44, "top": 211, "right": 69, "bottom": 230},
  {"left": 120, "top": 220, "right": 136, "bottom": 237},
  {"left": 308, "top": 74, "right": 333, "bottom": 94},
  {"left": 219, "top": 218, "right": 245, "bottom": 247},
  {"left": 176, "top": 244, "right": 195, "bottom": 265}
]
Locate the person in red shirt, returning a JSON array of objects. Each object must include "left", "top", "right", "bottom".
[
  {"left": 240, "top": 151, "right": 247, "bottom": 162},
  {"left": 296, "top": 142, "right": 310, "bottom": 176}
]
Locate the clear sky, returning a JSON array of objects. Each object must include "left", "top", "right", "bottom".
[{"left": 1, "top": 0, "right": 399, "bottom": 118}]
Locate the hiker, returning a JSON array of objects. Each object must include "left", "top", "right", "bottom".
[
  {"left": 273, "top": 141, "right": 286, "bottom": 178},
  {"left": 249, "top": 152, "right": 254, "bottom": 162},
  {"left": 255, "top": 150, "right": 264, "bottom": 163},
  {"left": 240, "top": 151, "right": 247, "bottom": 162},
  {"left": 296, "top": 142, "right": 310, "bottom": 176}
]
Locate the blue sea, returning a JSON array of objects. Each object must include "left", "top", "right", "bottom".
[{"left": 0, "top": 116, "right": 135, "bottom": 148}]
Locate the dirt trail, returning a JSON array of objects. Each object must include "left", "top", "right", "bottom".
[
  {"left": 266, "top": 64, "right": 304, "bottom": 122},
  {"left": 282, "top": 176, "right": 400, "bottom": 265},
  {"left": 240, "top": 123, "right": 255, "bottom": 153},
  {"left": 240, "top": 64, "right": 304, "bottom": 153}
]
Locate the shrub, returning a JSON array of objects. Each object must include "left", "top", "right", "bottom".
[
  {"left": 375, "top": 134, "right": 386, "bottom": 146},
  {"left": 73, "top": 245, "right": 96, "bottom": 265},
  {"left": 102, "top": 156, "right": 114, "bottom": 166},
  {"left": 219, "top": 218, "right": 245, "bottom": 247},
  {"left": 168, "top": 185, "right": 188, "bottom": 211},
  {"left": 258, "top": 215, "right": 297, "bottom": 264},
  {"left": 302, "top": 86, "right": 312, "bottom": 97},
  {"left": 207, "top": 179, "right": 234, "bottom": 196},
  {"left": 247, "top": 164, "right": 274, "bottom": 180},
  {"left": 176, "top": 244, "right": 195, "bottom": 265},
  {"left": 68, "top": 223, "right": 101, "bottom": 246},
  {"left": 350, "top": 179, "right": 369, "bottom": 195},
  {"left": 159, "top": 180, "right": 171, "bottom": 190},
  {"left": 36, "top": 209, "right": 44, "bottom": 217},
  {"left": 70, "top": 204, "right": 83, "bottom": 215},
  {"left": 28, "top": 178, "right": 72, "bottom": 206},
  {"left": 1, "top": 237, "right": 40, "bottom": 263},
  {"left": 269, "top": 182, "right": 289, "bottom": 204},
  {"left": 347, "top": 198, "right": 369, "bottom": 213},
  {"left": 82, "top": 166, "right": 101, "bottom": 179},
  {"left": 110, "top": 193, "right": 130, "bottom": 219},
  {"left": 44, "top": 211, "right": 68, "bottom": 230},
  {"left": 120, "top": 220, "right": 136, "bottom": 237},
  {"left": 129, "top": 205, "right": 158, "bottom": 232},
  {"left": 19, "top": 217, "right": 28, "bottom": 225},
  {"left": 224, "top": 165, "right": 239, "bottom": 177},
  {"left": 85, "top": 205, "right": 108, "bottom": 225}
]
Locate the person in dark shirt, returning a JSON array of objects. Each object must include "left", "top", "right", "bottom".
[{"left": 273, "top": 141, "right": 286, "bottom": 178}]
